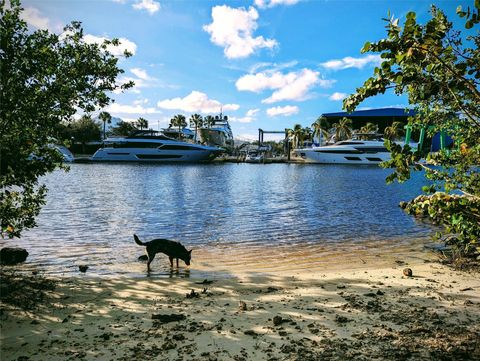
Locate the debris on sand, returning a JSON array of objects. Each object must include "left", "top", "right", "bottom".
[
  {"left": 151, "top": 314, "right": 186, "bottom": 323},
  {"left": 186, "top": 289, "right": 200, "bottom": 299},
  {"left": 0, "top": 270, "right": 56, "bottom": 310},
  {"left": 238, "top": 301, "right": 247, "bottom": 311}
]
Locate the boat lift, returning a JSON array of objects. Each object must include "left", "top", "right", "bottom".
[{"left": 258, "top": 128, "right": 288, "bottom": 145}]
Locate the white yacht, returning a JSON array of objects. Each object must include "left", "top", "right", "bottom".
[
  {"left": 91, "top": 130, "right": 222, "bottom": 162},
  {"left": 245, "top": 151, "right": 264, "bottom": 163},
  {"left": 296, "top": 134, "right": 414, "bottom": 164},
  {"left": 199, "top": 114, "right": 234, "bottom": 152},
  {"left": 55, "top": 145, "right": 75, "bottom": 162}
]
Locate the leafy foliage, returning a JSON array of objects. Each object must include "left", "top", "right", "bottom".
[
  {"left": 0, "top": 0, "right": 132, "bottom": 238},
  {"left": 189, "top": 114, "right": 204, "bottom": 142},
  {"left": 333, "top": 117, "right": 353, "bottom": 141},
  {"left": 110, "top": 120, "right": 137, "bottom": 136},
  {"left": 311, "top": 116, "right": 330, "bottom": 145},
  {"left": 99, "top": 111, "right": 112, "bottom": 140},
  {"left": 343, "top": 3, "right": 480, "bottom": 257},
  {"left": 135, "top": 117, "right": 149, "bottom": 130},
  {"left": 170, "top": 114, "right": 187, "bottom": 137},
  {"left": 384, "top": 121, "right": 404, "bottom": 140}
]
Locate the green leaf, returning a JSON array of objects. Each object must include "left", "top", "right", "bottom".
[{"left": 361, "top": 42, "right": 371, "bottom": 53}]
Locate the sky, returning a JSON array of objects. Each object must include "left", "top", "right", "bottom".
[{"left": 21, "top": 0, "right": 469, "bottom": 141}]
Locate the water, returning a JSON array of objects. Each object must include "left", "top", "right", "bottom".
[{"left": 2, "top": 163, "right": 434, "bottom": 277}]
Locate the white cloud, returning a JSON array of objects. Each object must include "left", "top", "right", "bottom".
[
  {"left": 117, "top": 68, "right": 178, "bottom": 94},
  {"left": 106, "top": 102, "right": 159, "bottom": 114},
  {"left": 157, "top": 91, "right": 240, "bottom": 114},
  {"left": 83, "top": 34, "right": 137, "bottom": 56},
  {"left": 21, "top": 6, "right": 63, "bottom": 32},
  {"left": 230, "top": 108, "right": 260, "bottom": 123},
  {"left": 132, "top": 0, "right": 161, "bottom": 14},
  {"left": 266, "top": 105, "right": 299, "bottom": 117},
  {"left": 254, "top": 0, "right": 300, "bottom": 9},
  {"left": 131, "top": 68, "right": 150, "bottom": 80},
  {"left": 328, "top": 92, "right": 347, "bottom": 101},
  {"left": 21, "top": 7, "right": 50, "bottom": 30},
  {"left": 236, "top": 68, "right": 334, "bottom": 103},
  {"left": 203, "top": 5, "right": 277, "bottom": 59},
  {"left": 320, "top": 55, "right": 382, "bottom": 70},
  {"left": 249, "top": 60, "right": 298, "bottom": 74},
  {"left": 133, "top": 98, "right": 149, "bottom": 106}
]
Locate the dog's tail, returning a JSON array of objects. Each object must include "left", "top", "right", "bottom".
[{"left": 134, "top": 234, "right": 145, "bottom": 246}]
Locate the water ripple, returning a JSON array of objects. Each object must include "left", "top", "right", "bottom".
[{"left": 1, "top": 163, "right": 434, "bottom": 277}]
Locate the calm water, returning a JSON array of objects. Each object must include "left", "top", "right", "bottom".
[{"left": 2, "top": 163, "right": 434, "bottom": 277}]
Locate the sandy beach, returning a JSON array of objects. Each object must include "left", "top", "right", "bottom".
[{"left": 1, "top": 249, "right": 479, "bottom": 361}]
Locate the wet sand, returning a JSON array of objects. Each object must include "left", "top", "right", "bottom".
[{"left": 1, "top": 250, "right": 479, "bottom": 360}]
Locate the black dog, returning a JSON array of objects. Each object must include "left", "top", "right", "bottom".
[{"left": 134, "top": 234, "right": 192, "bottom": 271}]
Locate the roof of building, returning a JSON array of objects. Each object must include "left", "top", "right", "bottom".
[{"left": 322, "top": 107, "right": 415, "bottom": 118}]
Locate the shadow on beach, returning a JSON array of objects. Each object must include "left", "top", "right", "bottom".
[{"left": 1, "top": 259, "right": 479, "bottom": 361}]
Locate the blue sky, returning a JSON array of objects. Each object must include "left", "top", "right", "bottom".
[{"left": 22, "top": 0, "right": 468, "bottom": 141}]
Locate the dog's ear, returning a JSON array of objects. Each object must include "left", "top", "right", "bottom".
[{"left": 188, "top": 249, "right": 192, "bottom": 254}]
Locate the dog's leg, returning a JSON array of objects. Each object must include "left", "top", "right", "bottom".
[
  {"left": 169, "top": 256, "right": 173, "bottom": 268},
  {"left": 176, "top": 258, "right": 179, "bottom": 268},
  {"left": 147, "top": 249, "right": 156, "bottom": 272}
]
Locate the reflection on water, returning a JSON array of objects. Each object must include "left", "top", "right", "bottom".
[{"left": 1, "top": 163, "right": 434, "bottom": 277}]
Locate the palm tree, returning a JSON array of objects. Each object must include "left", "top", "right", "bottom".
[
  {"left": 303, "top": 127, "right": 313, "bottom": 144},
  {"left": 292, "top": 123, "right": 304, "bottom": 149},
  {"left": 359, "top": 122, "right": 378, "bottom": 140},
  {"left": 311, "top": 116, "right": 329, "bottom": 145},
  {"left": 136, "top": 117, "right": 149, "bottom": 130},
  {"left": 384, "top": 121, "right": 405, "bottom": 140},
  {"left": 99, "top": 111, "right": 112, "bottom": 140},
  {"left": 189, "top": 113, "right": 203, "bottom": 142},
  {"left": 204, "top": 115, "right": 215, "bottom": 129},
  {"left": 170, "top": 114, "right": 187, "bottom": 139},
  {"left": 333, "top": 117, "right": 353, "bottom": 141}
]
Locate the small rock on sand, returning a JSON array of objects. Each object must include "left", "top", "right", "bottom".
[{"left": 403, "top": 268, "right": 413, "bottom": 277}]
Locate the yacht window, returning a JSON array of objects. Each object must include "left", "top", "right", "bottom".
[
  {"left": 353, "top": 147, "right": 388, "bottom": 153},
  {"left": 113, "top": 142, "right": 161, "bottom": 148},
  {"left": 136, "top": 154, "right": 182, "bottom": 159},
  {"left": 159, "top": 145, "right": 202, "bottom": 151},
  {"left": 344, "top": 156, "right": 362, "bottom": 161}
]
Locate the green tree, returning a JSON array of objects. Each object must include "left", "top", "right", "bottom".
[
  {"left": 111, "top": 121, "right": 137, "bottom": 136},
  {"left": 99, "top": 111, "right": 112, "bottom": 140},
  {"left": 358, "top": 122, "right": 378, "bottom": 139},
  {"left": 170, "top": 114, "right": 187, "bottom": 139},
  {"left": 384, "top": 121, "right": 404, "bottom": 141},
  {"left": 136, "top": 117, "right": 148, "bottom": 130},
  {"left": 189, "top": 114, "right": 203, "bottom": 142},
  {"left": 71, "top": 115, "right": 102, "bottom": 153},
  {"left": 292, "top": 123, "right": 304, "bottom": 148},
  {"left": 343, "top": 3, "right": 480, "bottom": 257},
  {"left": 312, "top": 116, "right": 330, "bottom": 145},
  {"left": 204, "top": 115, "right": 215, "bottom": 129},
  {"left": 0, "top": 0, "right": 133, "bottom": 238},
  {"left": 333, "top": 117, "right": 353, "bottom": 141}
]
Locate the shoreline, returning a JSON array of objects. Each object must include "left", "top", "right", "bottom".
[
  {"left": 1, "top": 250, "right": 479, "bottom": 360},
  {"left": 1, "top": 235, "right": 434, "bottom": 279}
]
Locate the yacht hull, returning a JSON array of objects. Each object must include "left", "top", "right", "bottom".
[
  {"left": 296, "top": 148, "right": 390, "bottom": 164},
  {"left": 91, "top": 147, "right": 220, "bottom": 163}
]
